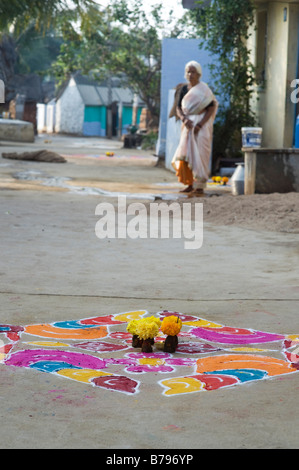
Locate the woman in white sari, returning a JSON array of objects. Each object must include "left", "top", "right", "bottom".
[{"left": 171, "top": 61, "right": 218, "bottom": 196}]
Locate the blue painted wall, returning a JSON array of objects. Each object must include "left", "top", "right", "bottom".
[
  {"left": 157, "top": 38, "right": 217, "bottom": 157},
  {"left": 83, "top": 106, "right": 106, "bottom": 137},
  {"left": 83, "top": 104, "right": 142, "bottom": 137}
]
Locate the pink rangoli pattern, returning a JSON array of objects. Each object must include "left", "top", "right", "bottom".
[{"left": 0, "top": 310, "right": 298, "bottom": 396}]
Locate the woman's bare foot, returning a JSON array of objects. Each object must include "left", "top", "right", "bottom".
[
  {"left": 179, "top": 185, "right": 193, "bottom": 193},
  {"left": 188, "top": 188, "right": 205, "bottom": 197}
]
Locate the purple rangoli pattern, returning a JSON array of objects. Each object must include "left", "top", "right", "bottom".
[{"left": 0, "top": 309, "right": 298, "bottom": 396}]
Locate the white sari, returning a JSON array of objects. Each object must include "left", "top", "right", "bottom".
[{"left": 172, "top": 81, "right": 218, "bottom": 186}]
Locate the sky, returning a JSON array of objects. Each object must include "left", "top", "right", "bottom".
[
  {"left": 96, "top": 0, "right": 186, "bottom": 21},
  {"left": 91, "top": 0, "right": 188, "bottom": 38},
  {"left": 137, "top": 0, "right": 186, "bottom": 18}
]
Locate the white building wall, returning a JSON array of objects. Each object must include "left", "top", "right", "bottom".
[
  {"left": 264, "top": 2, "right": 289, "bottom": 148},
  {"left": 0, "top": 79, "right": 4, "bottom": 103},
  {"left": 250, "top": 1, "right": 299, "bottom": 148},
  {"left": 165, "top": 89, "right": 181, "bottom": 170},
  {"left": 37, "top": 103, "right": 46, "bottom": 133},
  {"left": 46, "top": 100, "right": 56, "bottom": 133},
  {"left": 55, "top": 78, "right": 85, "bottom": 134}
]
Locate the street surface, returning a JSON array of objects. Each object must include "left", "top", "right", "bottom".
[{"left": 0, "top": 134, "right": 298, "bottom": 449}]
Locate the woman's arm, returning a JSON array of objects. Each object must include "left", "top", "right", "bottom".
[
  {"left": 176, "top": 106, "right": 194, "bottom": 130},
  {"left": 176, "top": 105, "right": 186, "bottom": 122},
  {"left": 176, "top": 85, "right": 194, "bottom": 130},
  {"left": 194, "top": 101, "right": 216, "bottom": 134}
]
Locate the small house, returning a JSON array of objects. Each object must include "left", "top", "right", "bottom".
[{"left": 54, "top": 73, "right": 143, "bottom": 137}]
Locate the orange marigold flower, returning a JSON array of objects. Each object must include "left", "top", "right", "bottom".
[{"left": 161, "top": 316, "right": 183, "bottom": 336}]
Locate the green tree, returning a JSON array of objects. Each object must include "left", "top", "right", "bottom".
[
  {"left": 14, "top": 25, "right": 63, "bottom": 75},
  {"left": 51, "top": 0, "right": 191, "bottom": 127},
  {"left": 0, "top": 0, "right": 94, "bottom": 33},
  {"left": 104, "top": 0, "right": 163, "bottom": 126},
  {"left": 0, "top": 0, "right": 94, "bottom": 90},
  {"left": 189, "top": 0, "right": 256, "bottom": 163}
]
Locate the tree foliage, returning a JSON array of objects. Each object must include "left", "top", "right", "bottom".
[
  {"left": 14, "top": 25, "right": 62, "bottom": 75},
  {"left": 189, "top": 0, "right": 256, "bottom": 161},
  {"left": 0, "top": 0, "right": 93, "bottom": 88},
  {"left": 0, "top": 0, "right": 94, "bottom": 33},
  {"left": 51, "top": 0, "right": 191, "bottom": 126}
]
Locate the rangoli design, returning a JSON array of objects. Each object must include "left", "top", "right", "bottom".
[{"left": 1, "top": 310, "right": 298, "bottom": 397}]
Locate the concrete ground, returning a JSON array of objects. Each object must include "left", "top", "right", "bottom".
[{"left": 0, "top": 134, "right": 298, "bottom": 450}]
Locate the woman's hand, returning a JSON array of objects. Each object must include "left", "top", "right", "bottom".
[
  {"left": 194, "top": 123, "right": 202, "bottom": 135},
  {"left": 183, "top": 118, "right": 193, "bottom": 130}
]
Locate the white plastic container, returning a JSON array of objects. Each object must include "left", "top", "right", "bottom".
[
  {"left": 231, "top": 162, "right": 244, "bottom": 196},
  {"left": 241, "top": 127, "right": 262, "bottom": 148}
]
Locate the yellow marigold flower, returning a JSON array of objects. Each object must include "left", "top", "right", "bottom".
[
  {"left": 127, "top": 316, "right": 161, "bottom": 339},
  {"left": 135, "top": 319, "right": 160, "bottom": 340},
  {"left": 161, "top": 316, "right": 182, "bottom": 336},
  {"left": 145, "top": 316, "right": 162, "bottom": 328},
  {"left": 127, "top": 319, "right": 139, "bottom": 335}
]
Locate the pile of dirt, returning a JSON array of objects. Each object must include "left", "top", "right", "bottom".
[{"left": 198, "top": 192, "right": 299, "bottom": 233}]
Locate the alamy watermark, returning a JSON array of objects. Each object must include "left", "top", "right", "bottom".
[
  {"left": 95, "top": 196, "right": 203, "bottom": 250},
  {"left": 291, "top": 79, "right": 299, "bottom": 104}
]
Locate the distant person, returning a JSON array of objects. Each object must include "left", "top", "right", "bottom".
[{"left": 170, "top": 61, "right": 218, "bottom": 196}]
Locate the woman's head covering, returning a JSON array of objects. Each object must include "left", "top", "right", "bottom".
[{"left": 184, "top": 61, "right": 202, "bottom": 79}]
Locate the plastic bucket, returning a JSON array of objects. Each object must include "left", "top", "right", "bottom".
[{"left": 241, "top": 127, "right": 262, "bottom": 148}]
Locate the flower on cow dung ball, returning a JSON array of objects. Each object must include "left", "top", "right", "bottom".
[
  {"left": 127, "top": 317, "right": 161, "bottom": 340},
  {"left": 127, "top": 320, "right": 140, "bottom": 335},
  {"left": 135, "top": 318, "right": 160, "bottom": 340},
  {"left": 161, "top": 316, "right": 183, "bottom": 337},
  {"left": 145, "top": 316, "right": 162, "bottom": 328}
]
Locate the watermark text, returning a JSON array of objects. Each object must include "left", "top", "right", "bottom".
[
  {"left": 95, "top": 196, "right": 203, "bottom": 250},
  {"left": 291, "top": 79, "right": 299, "bottom": 104}
]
